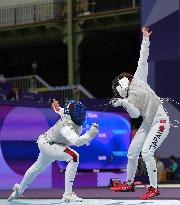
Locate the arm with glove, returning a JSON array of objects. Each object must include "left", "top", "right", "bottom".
[
  {"left": 112, "top": 98, "right": 140, "bottom": 118},
  {"left": 61, "top": 123, "right": 99, "bottom": 147},
  {"left": 134, "top": 27, "right": 152, "bottom": 83}
]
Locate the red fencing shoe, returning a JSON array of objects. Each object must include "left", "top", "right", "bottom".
[
  {"left": 140, "top": 186, "right": 160, "bottom": 200},
  {"left": 111, "top": 181, "right": 135, "bottom": 192}
]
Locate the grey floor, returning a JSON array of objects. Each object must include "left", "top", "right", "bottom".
[
  {"left": 1, "top": 199, "right": 180, "bottom": 205},
  {"left": 1, "top": 187, "right": 180, "bottom": 200}
]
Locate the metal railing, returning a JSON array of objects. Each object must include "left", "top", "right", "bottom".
[
  {"left": 5, "top": 75, "right": 94, "bottom": 99},
  {"left": 6, "top": 75, "right": 50, "bottom": 93},
  {"left": 36, "top": 84, "right": 94, "bottom": 99},
  {"left": 0, "top": 0, "right": 66, "bottom": 26},
  {"left": 0, "top": 0, "right": 140, "bottom": 27}
]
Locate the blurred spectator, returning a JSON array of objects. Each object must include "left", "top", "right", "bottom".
[
  {"left": 32, "top": 62, "right": 37, "bottom": 74},
  {"left": 166, "top": 155, "right": 179, "bottom": 180},
  {"left": 0, "top": 74, "right": 5, "bottom": 84},
  {"left": 155, "top": 154, "right": 165, "bottom": 182},
  {"left": 76, "top": 0, "right": 90, "bottom": 15},
  {"left": 73, "top": 87, "right": 81, "bottom": 101},
  {"left": 137, "top": 155, "right": 147, "bottom": 176},
  {"left": 89, "top": 0, "right": 97, "bottom": 13},
  {"left": 6, "top": 84, "right": 20, "bottom": 101}
]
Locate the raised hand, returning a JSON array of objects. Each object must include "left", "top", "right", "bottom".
[
  {"left": 142, "top": 26, "right": 152, "bottom": 37},
  {"left": 51, "top": 99, "right": 60, "bottom": 112}
]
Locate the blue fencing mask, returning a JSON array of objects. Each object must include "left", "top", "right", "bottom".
[{"left": 64, "top": 100, "right": 86, "bottom": 126}]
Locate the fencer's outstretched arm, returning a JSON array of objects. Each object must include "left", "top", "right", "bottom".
[
  {"left": 112, "top": 98, "right": 140, "bottom": 118},
  {"left": 134, "top": 27, "right": 152, "bottom": 83},
  {"left": 61, "top": 123, "right": 99, "bottom": 147}
]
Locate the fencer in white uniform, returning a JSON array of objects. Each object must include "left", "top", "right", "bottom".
[
  {"left": 111, "top": 27, "right": 170, "bottom": 199},
  {"left": 8, "top": 99, "right": 99, "bottom": 202}
]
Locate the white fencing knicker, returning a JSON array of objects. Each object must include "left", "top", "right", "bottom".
[{"left": 127, "top": 104, "right": 170, "bottom": 188}]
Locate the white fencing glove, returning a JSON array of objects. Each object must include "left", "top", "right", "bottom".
[
  {"left": 111, "top": 98, "right": 140, "bottom": 118},
  {"left": 111, "top": 98, "right": 123, "bottom": 107},
  {"left": 88, "top": 123, "right": 99, "bottom": 138}
]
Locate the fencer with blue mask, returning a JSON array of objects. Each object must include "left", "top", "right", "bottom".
[{"left": 8, "top": 99, "right": 99, "bottom": 203}]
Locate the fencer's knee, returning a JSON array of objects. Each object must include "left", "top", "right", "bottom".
[
  {"left": 74, "top": 150, "right": 79, "bottom": 158},
  {"left": 69, "top": 153, "right": 79, "bottom": 165},
  {"left": 127, "top": 148, "right": 139, "bottom": 160},
  {"left": 141, "top": 149, "right": 154, "bottom": 162},
  {"left": 69, "top": 150, "right": 79, "bottom": 163},
  {"left": 65, "top": 148, "right": 79, "bottom": 163},
  {"left": 73, "top": 151, "right": 79, "bottom": 163}
]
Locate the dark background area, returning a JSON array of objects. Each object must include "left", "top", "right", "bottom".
[{"left": 0, "top": 26, "right": 140, "bottom": 98}]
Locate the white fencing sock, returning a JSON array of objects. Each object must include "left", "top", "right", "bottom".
[
  {"left": 126, "top": 158, "right": 138, "bottom": 183},
  {"left": 65, "top": 160, "right": 78, "bottom": 195},
  {"left": 19, "top": 165, "right": 42, "bottom": 194},
  {"left": 145, "top": 158, "right": 157, "bottom": 188}
]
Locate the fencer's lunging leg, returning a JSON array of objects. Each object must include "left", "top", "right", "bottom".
[
  {"left": 64, "top": 148, "right": 79, "bottom": 195},
  {"left": 18, "top": 153, "right": 53, "bottom": 194}
]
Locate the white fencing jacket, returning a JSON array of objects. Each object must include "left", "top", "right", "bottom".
[{"left": 42, "top": 108, "right": 95, "bottom": 147}]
